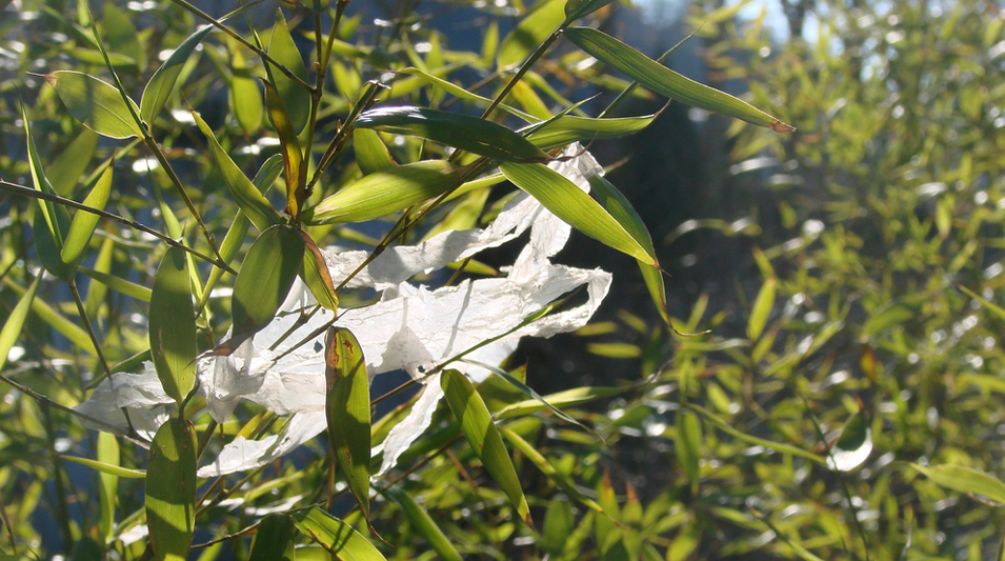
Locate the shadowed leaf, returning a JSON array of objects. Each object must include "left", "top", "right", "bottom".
[
  {"left": 141, "top": 25, "right": 212, "bottom": 123},
  {"left": 51, "top": 71, "right": 142, "bottom": 138},
  {"left": 325, "top": 327, "right": 371, "bottom": 517},
  {"left": 150, "top": 246, "right": 197, "bottom": 404},
  {"left": 146, "top": 418, "right": 197, "bottom": 561}
]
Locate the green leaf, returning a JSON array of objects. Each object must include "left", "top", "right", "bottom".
[
  {"left": 80, "top": 267, "right": 153, "bottom": 302},
  {"left": 498, "top": 0, "right": 566, "bottom": 69},
  {"left": 587, "top": 174, "right": 668, "bottom": 325},
  {"left": 308, "top": 160, "right": 460, "bottom": 225},
  {"left": 61, "top": 453, "right": 145, "bottom": 479},
  {"left": 263, "top": 79, "right": 305, "bottom": 218},
  {"left": 564, "top": 27, "right": 794, "bottom": 132},
  {"left": 353, "top": 129, "right": 396, "bottom": 174},
  {"left": 501, "top": 427, "right": 604, "bottom": 513},
  {"left": 194, "top": 111, "right": 281, "bottom": 231},
  {"left": 23, "top": 107, "right": 72, "bottom": 279},
  {"left": 356, "top": 107, "right": 548, "bottom": 162},
  {"left": 747, "top": 277, "right": 776, "bottom": 341},
  {"left": 441, "top": 369, "right": 531, "bottom": 523},
  {"left": 293, "top": 507, "right": 388, "bottom": 560},
  {"left": 141, "top": 25, "right": 212, "bottom": 124},
  {"left": 0, "top": 275, "right": 41, "bottom": 372},
  {"left": 149, "top": 246, "right": 197, "bottom": 404},
  {"left": 47, "top": 129, "right": 98, "bottom": 196},
  {"left": 103, "top": 4, "right": 145, "bottom": 70},
  {"left": 231, "top": 224, "right": 304, "bottom": 340},
  {"left": 386, "top": 488, "right": 463, "bottom": 561},
  {"left": 96, "top": 432, "right": 119, "bottom": 541},
  {"left": 499, "top": 162, "right": 657, "bottom": 265},
  {"left": 564, "top": 0, "right": 616, "bottom": 22},
  {"left": 496, "top": 385, "right": 622, "bottom": 420},
  {"left": 230, "top": 50, "right": 263, "bottom": 135},
  {"left": 541, "top": 498, "right": 575, "bottom": 555},
  {"left": 324, "top": 327, "right": 371, "bottom": 517},
  {"left": 61, "top": 163, "right": 113, "bottom": 268},
  {"left": 676, "top": 410, "right": 702, "bottom": 483},
  {"left": 827, "top": 409, "right": 872, "bottom": 472},
  {"left": 146, "top": 418, "right": 197, "bottom": 561},
  {"left": 524, "top": 113, "right": 659, "bottom": 149},
  {"left": 1, "top": 276, "right": 93, "bottom": 354},
  {"left": 301, "top": 232, "right": 339, "bottom": 311},
  {"left": 249, "top": 515, "right": 296, "bottom": 561},
  {"left": 912, "top": 464, "right": 1005, "bottom": 505},
  {"left": 51, "top": 71, "right": 142, "bottom": 139},
  {"left": 266, "top": 11, "right": 310, "bottom": 134}
]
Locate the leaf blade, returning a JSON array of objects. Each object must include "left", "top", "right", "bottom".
[
  {"left": 140, "top": 25, "right": 212, "bottom": 124},
  {"left": 146, "top": 418, "right": 197, "bottom": 561},
  {"left": 51, "top": 71, "right": 142, "bottom": 139},
  {"left": 149, "top": 246, "right": 197, "bottom": 404},
  {"left": 325, "top": 327, "right": 371, "bottom": 517}
]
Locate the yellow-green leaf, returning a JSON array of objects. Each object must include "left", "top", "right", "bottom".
[
  {"left": 80, "top": 267, "right": 153, "bottom": 302},
  {"left": 498, "top": 0, "right": 566, "bottom": 69},
  {"left": 564, "top": 0, "right": 616, "bottom": 22},
  {"left": 96, "top": 432, "right": 120, "bottom": 541},
  {"left": 146, "top": 418, "right": 197, "bottom": 561},
  {"left": 441, "top": 369, "right": 531, "bottom": 523},
  {"left": 61, "top": 453, "right": 145, "bottom": 479},
  {"left": 249, "top": 515, "right": 296, "bottom": 561},
  {"left": 141, "top": 25, "right": 212, "bottom": 124},
  {"left": 51, "top": 71, "right": 142, "bottom": 139},
  {"left": 194, "top": 111, "right": 281, "bottom": 231},
  {"left": 48, "top": 129, "right": 98, "bottom": 196},
  {"left": 500, "top": 162, "right": 657, "bottom": 265},
  {"left": 23, "top": 107, "right": 72, "bottom": 279},
  {"left": 324, "top": 327, "right": 370, "bottom": 517},
  {"left": 912, "top": 464, "right": 1005, "bottom": 505},
  {"left": 263, "top": 80, "right": 305, "bottom": 218},
  {"left": 747, "top": 277, "right": 776, "bottom": 341},
  {"left": 525, "top": 113, "right": 659, "bottom": 150},
  {"left": 356, "top": 106, "right": 548, "bottom": 163},
  {"left": 231, "top": 225, "right": 304, "bottom": 339},
  {"left": 2, "top": 276, "right": 93, "bottom": 354},
  {"left": 0, "top": 275, "right": 41, "bottom": 372},
  {"left": 149, "top": 246, "right": 197, "bottom": 404},
  {"left": 386, "top": 488, "right": 463, "bottom": 561},
  {"left": 61, "top": 163, "right": 113, "bottom": 268},
  {"left": 676, "top": 410, "right": 702, "bottom": 483},
  {"left": 564, "top": 27, "right": 794, "bottom": 132},
  {"left": 293, "top": 507, "right": 388, "bottom": 560},
  {"left": 353, "top": 129, "right": 396, "bottom": 174},
  {"left": 266, "top": 11, "right": 310, "bottom": 134},
  {"left": 308, "top": 160, "right": 460, "bottom": 225},
  {"left": 301, "top": 232, "right": 339, "bottom": 311},
  {"left": 501, "top": 427, "right": 603, "bottom": 513}
]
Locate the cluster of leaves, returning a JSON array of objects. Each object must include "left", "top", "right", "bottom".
[
  {"left": 0, "top": 0, "right": 803, "bottom": 560},
  {"left": 575, "top": 0, "right": 1005, "bottom": 560}
]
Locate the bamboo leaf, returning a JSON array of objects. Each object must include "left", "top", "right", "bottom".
[
  {"left": 194, "top": 111, "right": 281, "bottom": 231},
  {"left": 307, "top": 160, "right": 460, "bottom": 225},
  {"left": 230, "top": 49, "right": 263, "bottom": 135},
  {"left": 231, "top": 224, "right": 304, "bottom": 340},
  {"left": 146, "top": 418, "right": 197, "bottom": 561},
  {"left": 293, "top": 507, "right": 388, "bottom": 560},
  {"left": 676, "top": 410, "right": 702, "bottom": 483},
  {"left": 80, "top": 267, "right": 153, "bottom": 302},
  {"left": 2, "top": 277, "right": 93, "bottom": 353},
  {"left": 353, "top": 129, "right": 396, "bottom": 174},
  {"left": 441, "top": 369, "right": 531, "bottom": 524},
  {"left": 564, "top": 0, "right": 616, "bottom": 22},
  {"left": 48, "top": 129, "right": 98, "bottom": 196},
  {"left": 498, "top": 0, "right": 565, "bottom": 69},
  {"left": 912, "top": 464, "right": 1005, "bottom": 505},
  {"left": 324, "top": 327, "right": 371, "bottom": 517},
  {"left": 150, "top": 246, "right": 197, "bottom": 404},
  {"left": 525, "top": 113, "right": 659, "bottom": 150},
  {"left": 249, "top": 515, "right": 296, "bottom": 561},
  {"left": 385, "top": 488, "right": 463, "bottom": 561},
  {"left": 263, "top": 79, "right": 305, "bottom": 218},
  {"left": 356, "top": 106, "right": 547, "bottom": 162},
  {"left": 0, "top": 275, "right": 41, "bottom": 372},
  {"left": 564, "top": 27, "right": 794, "bottom": 132},
  {"left": 50, "top": 71, "right": 142, "bottom": 139},
  {"left": 60, "top": 163, "right": 113, "bottom": 268},
  {"left": 500, "top": 162, "right": 657, "bottom": 265},
  {"left": 96, "top": 432, "right": 119, "bottom": 541},
  {"left": 266, "top": 11, "right": 310, "bottom": 134},
  {"left": 501, "top": 427, "right": 604, "bottom": 513},
  {"left": 61, "top": 453, "right": 145, "bottom": 479},
  {"left": 140, "top": 25, "right": 212, "bottom": 124},
  {"left": 23, "top": 107, "right": 72, "bottom": 279},
  {"left": 301, "top": 231, "right": 339, "bottom": 311},
  {"left": 496, "top": 386, "right": 623, "bottom": 420},
  {"left": 541, "top": 498, "right": 575, "bottom": 555},
  {"left": 747, "top": 277, "right": 776, "bottom": 341}
]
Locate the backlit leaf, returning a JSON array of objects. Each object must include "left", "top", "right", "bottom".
[
  {"left": 47, "top": 129, "right": 98, "bottom": 196},
  {"left": 301, "top": 232, "right": 339, "bottom": 311},
  {"left": 564, "top": 0, "right": 616, "bottom": 22},
  {"left": 307, "top": 160, "right": 460, "bottom": 224},
  {"left": 912, "top": 464, "right": 1005, "bottom": 505},
  {"left": 356, "top": 106, "right": 548, "bottom": 162},
  {"left": 564, "top": 27, "right": 794, "bottom": 132},
  {"left": 498, "top": 0, "right": 565, "bottom": 69},
  {"left": 525, "top": 113, "right": 659, "bottom": 149},
  {"left": 324, "top": 327, "right": 371, "bottom": 517},
  {"left": 97, "top": 432, "right": 120, "bottom": 541},
  {"left": 150, "top": 246, "right": 197, "bottom": 404},
  {"left": 61, "top": 162, "right": 113, "bottom": 268},
  {"left": 61, "top": 453, "right": 145, "bottom": 479},
  {"left": 231, "top": 224, "right": 304, "bottom": 340},
  {"left": 441, "top": 369, "right": 531, "bottom": 523},
  {"left": 51, "top": 71, "right": 142, "bottom": 139},
  {"left": 266, "top": 11, "right": 310, "bottom": 134},
  {"left": 0, "top": 275, "right": 41, "bottom": 372},
  {"left": 747, "top": 277, "right": 776, "bottom": 341},
  {"left": 293, "top": 507, "right": 388, "bottom": 560},
  {"left": 141, "top": 25, "right": 212, "bottom": 124},
  {"left": 676, "top": 410, "right": 702, "bottom": 483},
  {"left": 500, "top": 162, "right": 657, "bottom": 265},
  {"left": 146, "top": 418, "right": 197, "bottom": 561},
  {"left": 386, "top": 488, "right": 463, "bottom": 561},
  {"left": 263, "top": 80, "right": 305, "bottom": 218},
  {"left": 353, "top": 129, "right": 396, "bottom": 174},
  {"left": 249, "top": 515, "right": 296, "bottom": 561}
]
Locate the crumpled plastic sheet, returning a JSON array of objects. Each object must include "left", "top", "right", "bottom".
[{"left": 75, "top": 145, "right": 613, "bottom": 479}]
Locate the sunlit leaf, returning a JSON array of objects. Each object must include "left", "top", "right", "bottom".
[
  {"left": 525, "top": 113, "right": 659, "bottom": 150},
  {"left": 324, "top": 327, "right": 371, "bottom": 517},
  {"left": 60, "top": 163, "right": 113, "bottom": 269},
  {"left": 194, "top": 111, "right": 281, "bottom": 231},
  {"left": 498, "top": 0, "right": 565, "bottom": 69},
  {"left": 541, "top": 497, "right": 574, "bottom": 555},
  {"left": 80, "top": 267, "right": 153, "bottom": 302},
  {"left": 564, "top": 27, "right": 794, "bottom": 132},
  {"left": 96, "top": 432, "right": 119, "bottom": 541},
  {"left": 676, "top": 410, "right": 702, "bottom": 483},
  {"left": 266, "top": 11, "right": 310, "bottom": 134},
  {"left": 0, "top": 275, "right": 41, "bottom": 372},
  {"left": 301, "top": 232, "right": 339, "bottom": 311},
  {"left": 747, "top": 277, "right": 776, "bottom": 341},
  {"left": 146, "top": 418, "right": 197, "bottom": 561},
  {"left": 2, "top": 276, "right": 92, "bottom": 353},
  {"left": 141, "top": 25, "right": 212, "bottom": 124},
  {"left": 61, "top": 453, "right": 145, "bottom": 479},
  {"left": 150, "top": 246, "right": 197, "bottom": 404},
  {"left": 231, "top": 224, "right": 304, "bottom": 340},
  {"left": 386, "top": 488, "right": 463, "bottom": 561},
  {"left": 356, "top": 106, "right": 548, "bottom": 162},
  {"left": 231, "top": 49, "right": 263, "bottom": 135},
  {"left": 47, "top": 129, "right": 98, "bottom": 196},
  {"left": 564, "top": 0, "right": 616, "bottom": 22},
  {"left": 293, "top": 507, "right": 388, "bottom": 560},
  {"left": 500, "top": 162, "right": 657, "bottom": 265},
  {"left": 263, "top": 79, "right": 305, "bottom": 218},
  {"left": 501, "top": 427, "right": 603, "bottom": 513},
  {"left": 50, "top": 71, "right": 142, "bottom": 139},
  {"left": 912, "top": 464, "right": 1005, "bottom": 505},
  {"left": 307, "top": 160, "right": 460, "bottom": 224},
  {"left": 353, "top": 129, "right": 396, "bottom": 174},
  {"left": 23, "top": 107, "right": 72, "bottom": 279},
  {"left": 441, "top": 369, "right": 531, "bottom": 523}
]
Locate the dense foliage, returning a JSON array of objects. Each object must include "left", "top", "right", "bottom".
[{"left": 0, "top": 0, "right": 1003, "bottom": 560}]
